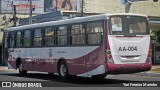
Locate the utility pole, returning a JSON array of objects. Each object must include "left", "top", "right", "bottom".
[
  {"left": 29, "top": 0, "right": 32, "bottom": 24},
  {"left": 0, "top": 0, "right": 1, "bottom": 13},
  {"left": 56, "top": 0, "right": 57, "bottom": 11},
  {"left": 13, "top": 1, "right": 19, "bottom": 27},
  {"left": 13, "top": 5, "right": 17, "bottom": 27},
  {"left": 81, "top": 0, "right": 84, "bottom": 17},
  {"left": 125, "top": 2, "right": 132, "bottom": 13}
]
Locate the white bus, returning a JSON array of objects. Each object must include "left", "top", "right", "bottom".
[{"left": 4, "top": 13, "right": 152, "bottom": 80}]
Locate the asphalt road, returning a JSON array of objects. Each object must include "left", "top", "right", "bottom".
[{"left": 0, "top": 70, "right": 160, "bottom": 90}]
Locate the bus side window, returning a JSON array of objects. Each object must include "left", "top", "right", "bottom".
[
  {"left": 16, "top": 31, "right": 22, "bottom": 47},
  {"left": 33, "top": 28, "right": 42, "bottom": 46},
  {"left": 44, "top": 27, "right": 54, "bottom": 46},
  {"left": 23, "top": 30, "right": 31, "bottom": 47},
  {"left": 57, "top": 26, "right": 67, "bottom": 45},
  {"left": 71, "top": 24, "right": 85, "bottom": 45},
  {"left": 9, "top": 32, "right": 15, "bottom": 48},
  {"left": 86, "top": 21, "right": 104, "bottom": 45}
]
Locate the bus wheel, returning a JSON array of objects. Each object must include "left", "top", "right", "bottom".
[
  {"left": 58, "top": 61, "right": 69, "bottom": 80},
  {"left": 18, "top": 62, "right": 27, "bottom": 75}
]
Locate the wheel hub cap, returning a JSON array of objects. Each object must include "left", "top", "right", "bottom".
[{"left": 60, "top": 65, "right": 66, "bottom": 76}]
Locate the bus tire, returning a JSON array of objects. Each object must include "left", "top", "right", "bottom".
[
  {"left": 58, "top": 61, "right": 69, "bottom": 80},
  {"left": 18, "top": 62, "right": 27, "bottom": 75}
]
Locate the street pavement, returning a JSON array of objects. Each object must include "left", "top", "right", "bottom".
[
  {"left": 0, "top": 65, "right": 160, "bottom": 77},
  {"left": 134, "top": 65, "right": 160, "bottom": 77},
  {"left": 0, "top": 65, "right": 160, "bottom": 89}
]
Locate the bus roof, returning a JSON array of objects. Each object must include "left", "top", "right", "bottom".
[{"left": 7, "top": 13, "right": 147, "bottom": 32}]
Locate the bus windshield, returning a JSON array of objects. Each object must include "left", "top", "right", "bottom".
[{"left": 109, "top": 15, "right": 149, "bottom": 35}]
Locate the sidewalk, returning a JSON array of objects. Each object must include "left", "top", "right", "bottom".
[
  {"left": 149, "top": 65, "right": 160, "bottom": 73},
  {"left": 0, "top": 65, "right": 8, "bottom": 70},
  {"left": 137, "top": 65, "right": 160, "bottom": 77},
  {"left": 0, "top": 64, "right": 16, "bottom": 70}
]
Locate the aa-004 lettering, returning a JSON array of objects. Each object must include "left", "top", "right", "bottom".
[{"left": 118, "top": 46, "right": 137, "bottom": 51}]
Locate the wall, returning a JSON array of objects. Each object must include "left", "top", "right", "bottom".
[{"left": 84, "top": 0, "right": 160, "bottom": 16}]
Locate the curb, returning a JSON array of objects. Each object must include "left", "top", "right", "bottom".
[
  {"left": 0, "top": 68, "right": 16, "bottom": 71},
  {"left": 0, "top": 66, "right": 8, "bottom": 70},
  {"left": 134, "top": 72, "right": 160, "bottom": 77},
  {"left": 0, "top": 66, "right": 18, "bottom": 71}
]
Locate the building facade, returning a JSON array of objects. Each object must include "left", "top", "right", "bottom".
[{"left": 84, "top": 0, "right": 160, "bottom": 16}]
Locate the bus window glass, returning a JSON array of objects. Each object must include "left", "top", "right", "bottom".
[
  {"left": 111, "top": 18, "right": 122, "bottom": 32},
  {"left": 71, "top": 24, "right": 85, "bottom": 45},
  {"left": 58, "top": 26, "right": 67, "bottom": 35},
  {"left": 95, "top": 22, "right": 103, "bottom": 32},
  {"left": 87, "top": 21, "right": 103, "bottom": 44},
  {"left": 16, "top": 31, "right": 22, "bottom": 47},
  {"left": 45, "top": 27, "right": 54, "bottom": 46},
  {"left": 33, "top": 29, "right": 42, "bottom": 46},
  {"left": 9, "top": 32, "right": 15, "bottom": 48},
  {"left": 57, "top": 26, "right": 67, "bottom": 45},
  {"left": 129, "top": 21, "right": 146, "bottom": 34},
  {"left": 23, "top": 30, "right": 31, "bottom": 46},
  {"left": 109, "top": 16, "right": 149, "bottom": 35}
]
